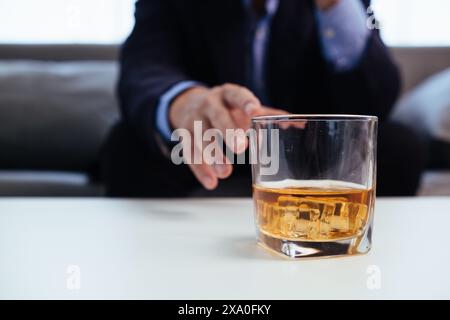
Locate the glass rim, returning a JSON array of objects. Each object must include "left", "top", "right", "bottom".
[{"left": 252, "top": 114, "right": 378, "bottom": 122}]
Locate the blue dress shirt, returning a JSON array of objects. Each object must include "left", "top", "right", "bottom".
[{"left": 156, "top": 0, "right": 370, "bottom": 141}]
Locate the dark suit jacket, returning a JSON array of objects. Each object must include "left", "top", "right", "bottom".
[{"left": 118, "top": 0, "right": 400, "bottom": 154}]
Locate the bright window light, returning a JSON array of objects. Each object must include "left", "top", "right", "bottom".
[
  {"left": 0, "top": 0, "right": 449, "bottom": 46},
  {"left": 0, "top": 0, "right": 135, "bottom": 44},
  {"left": 372, "top": 0, "right": 450, "bottom": 46}
]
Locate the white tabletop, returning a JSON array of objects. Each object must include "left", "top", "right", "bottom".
[{"left": 0, "top": 197, "right": 449, "bottom": 299}]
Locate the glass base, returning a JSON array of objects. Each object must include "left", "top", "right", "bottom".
[{"left": 257, "top": 230, "right": 372, "bottom": 259}]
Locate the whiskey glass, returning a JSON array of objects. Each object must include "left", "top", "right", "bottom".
[{"left": 250, "top": 115, "right": 378, "bottom": 259}]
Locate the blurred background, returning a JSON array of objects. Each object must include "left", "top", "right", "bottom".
[{"left": 0, "top": 0, "right": 449, "bottom": 197}]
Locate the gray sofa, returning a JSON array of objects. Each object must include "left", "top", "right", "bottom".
[
  {"left": 0, "top": 44, "right": 449, "bottom": 196},
  {"left": 0, "top": 45, "right": 119, "bottom": 196}
]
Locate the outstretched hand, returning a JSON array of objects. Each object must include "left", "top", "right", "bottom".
[{"left": 169, "top": 84, "right": 287, "bottom": 190}]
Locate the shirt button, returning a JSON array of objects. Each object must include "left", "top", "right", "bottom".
[
  {"left": 256, "top": 28, "right": 266, "bottom": 40},
  {"left": 338, "top": 57, "right": 348, "bottom": 67},
  {"left": 324, "top": 28, "right": 335, "bottom": 39}
]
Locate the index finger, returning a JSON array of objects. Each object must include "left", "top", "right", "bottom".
[{"left": 221, "top": 84, "right": 262, "bottom": 115}]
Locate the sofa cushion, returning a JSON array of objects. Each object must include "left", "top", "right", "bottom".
[
  {"left": 0, "top": 60, "right": 119, "bottom": 171},
  {"left": 392, "top": 67, "right": 450, "bottom": 141},
  {"left": 418, "top": 170, "right": 450, "bottom": 196},
  {"left": 0, "top": 170, "right": 103, "bottom": 197},
  {"left": 392, "top": 67, "right": 450, "bottom": 167}
]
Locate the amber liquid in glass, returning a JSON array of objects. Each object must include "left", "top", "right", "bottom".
[{"left": 253, "top": 180, "right": 374, "bottom": 242}]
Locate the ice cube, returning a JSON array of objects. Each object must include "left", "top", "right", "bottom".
[
  {"left": 278, "top": 196, "right": 336, "bottom": 239},
  {"left": 279, "top": 206, "right": 298, "bottom": 237},
  {"left": 329, "top": 202, "right": 368, "bottom": 234}
]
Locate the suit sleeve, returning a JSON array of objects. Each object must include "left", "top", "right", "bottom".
[
  {"left": 118, "top": 0, "right": 190, "bottom": 153},
  {"left": 326, "top": 0, "right": 401, "bottom": 121}
]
